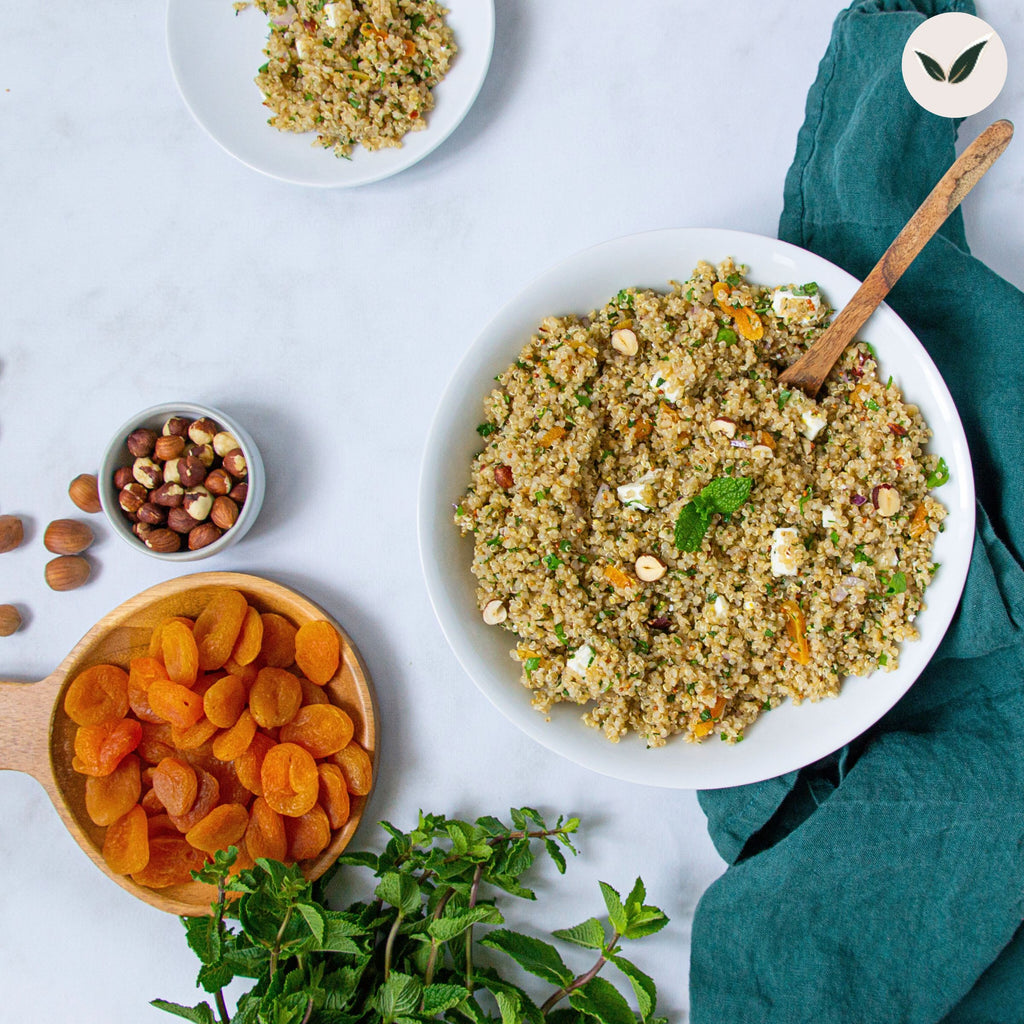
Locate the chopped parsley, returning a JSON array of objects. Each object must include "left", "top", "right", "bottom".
[{"left": 926, "top": 457, "right": 950, "bottom": 488}]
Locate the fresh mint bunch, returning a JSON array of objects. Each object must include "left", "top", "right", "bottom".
[
  {"left": 153, "top": 809, "right": 669, "bottom": 1024},
  {"left": 674, "top": 476, "right": 752, "bottom": 552}
]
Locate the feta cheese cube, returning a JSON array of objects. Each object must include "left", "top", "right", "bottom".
[
  {"left": 324, "top": 1, "right": 353, "bottom": 28},
  {"left": 800, "top": 407, "right": 828, "bottom": 440},
  {"left": 821, "top": 507, "right": 838, "bottom": 529},
  {"left": 770, "top": 527, "right": 802, "bottom": 577},
  {"left": 711, "top": 595, "right": 728, "bottom": 623},
  {"left": 771, "top": 287, "right": 822, "bottom": 323},
  {"left": 616, "top": 472, "right": 658, "bottom": 512},
  {"left": 649, "top": 371, "right": 683, "bottom": 405},
  {"left": 295, "top": 34, "right": 313, "bottom": 60},
  {"left": 567, "top": 644, "right": 595, "bottom": 676}
]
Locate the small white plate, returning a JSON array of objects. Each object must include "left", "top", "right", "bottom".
[
  {"left": 166, "top": 0, "right": 494, "bottom": 187},
  {"left": 418, "top": 227, "right": 975, "bottom": 790}
]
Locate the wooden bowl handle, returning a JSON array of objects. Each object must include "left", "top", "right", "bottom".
[{"left": 0, "top": 676, "right": 62, "bottom": 781}]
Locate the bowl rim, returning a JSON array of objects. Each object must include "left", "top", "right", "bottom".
[
  {"left": 417, "top": 225, "right": 976, "bottom": 790},
  {"left": 99, "top": 401, "right": 263, "bottom": 561}
]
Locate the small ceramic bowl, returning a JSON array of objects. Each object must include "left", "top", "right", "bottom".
[{"left": 99, "top": 402, "right": 265, "bottom": 561}]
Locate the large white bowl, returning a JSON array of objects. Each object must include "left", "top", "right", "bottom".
[
  {"left": 418, "top": 228, "right": 975, "bottom": 790},
  {"left": 166, "top": 0, "right": 495, "bottom": 187}
]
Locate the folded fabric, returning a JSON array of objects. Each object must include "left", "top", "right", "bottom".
[{"left": 690, "top": 2, "right": 1024, "bottom": 1021}]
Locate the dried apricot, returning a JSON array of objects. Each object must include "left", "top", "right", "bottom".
[
  {"left": 280, "top": 704, "right": 353, "bottom": 758},
  {"left": 203, "top": 674, "right": 247, "bottom": 729},
  {"left": 152, "top": 757, "right": 198, "bottom": 817},
  {"left": 298, "top": 676, "right": 330, "bottom": 706},
  {"left": 63, "top": 664, "right": 129, "bottom": 726},
  {"left": 317, "top": 763, "right": 350, "bottom": 830},
  {"left": 185, "top": 802, "right": 249, "bottom": 855},
  {"left": 243, "top": 796, "right": 287, "bottom": 862},
  {"left": 137, "top": 722, "right": 176, "bottom": 764},
  {"left": 85, "top": 754, "right": 141, "bottom": 826},
  {"left": 148, "top": 678, "right": 205, "bottom": 730},
  {"left": 132, "top": 835, "right": 206, "bottom": 889},
  {"left": 224, "top": 658, "right": 259, "bottom": 685},
  {"left": 168, "top": 767, "right": 220, "bottom": 833},
  {"left": 73, "top": 718, "right": 142, "bottom": 777},
  {"left": 259, "top": 613, "right": 296, "bottom": 667},
  {"left": 146, "top": 813, "right": 178, "bottom": 837},
  {"left": 285, "top": 804, "right": 331, "bottom": 861},
  {"left": 212, "top": 708, "right": 257, "bottom": 761},
  {"left": 148, "top": 616, "right": 194, "bottom": 659},
  {"left": 332, "top": 741, "right": 373, "bottom": 796},
  {"left": 206, "top": 759, "right": 253, "bottom": 808},
  {"left": 235, "top": 731, "right": 275, "bottom": 795},
  {"left": 194, "top": 589, "right": 249, "bottom": 672},
  {"left": 294, "top": 620, "right": 341, "bottom": 685},
  {"left": 171, "top": 715, "right": 219, "bottom": 750},
  {"left": 161, "top": 619, "right": 200, "bottom": 686},
  {"left": 231, "top": 605, "right": 264, "bottom": 666},
  {"left": 102, "top": 804, "right": 150, "bottom": 874},
  {"left": 261, "top": 742, "right": 319, "bottom": 817},
  {"left": 249, "top": 667, "right": 303, "bottom": 728},
  {"left": 127, "top": 656, "right": 168, "bottom": 724},
  {"left": 141, "top": 787, "right": 165, "bottom": 814}
]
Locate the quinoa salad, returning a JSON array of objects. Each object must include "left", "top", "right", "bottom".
[
  {"left": 454, "top": 260, "right": 950, "bottom": 746},
  {"left": 243, "top": 0, "right": 455, "bottom": 158}
]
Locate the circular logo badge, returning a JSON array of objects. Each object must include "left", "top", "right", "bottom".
[{"left": 902, "top": 12, "right": 1007, "bottom": 117}]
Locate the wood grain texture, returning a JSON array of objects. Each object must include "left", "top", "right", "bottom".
[
  {"left": 779, "top": 119, "right": 1013, "bottom": 395},
  {"left": 0, "top": 571, "right": 378, "bottom": 916}
]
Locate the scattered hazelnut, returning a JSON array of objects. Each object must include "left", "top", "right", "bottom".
[
  {"left": 213, "top": 431, "right": 239, "bottom": 457},
  {"left": 163, "top": 458, "right": 183, "bottom": 484},
  {"left": 151, "top": 482, "right": 185, "bottom": 508},
  {"left": 113, "top": 466, "right": 135, "bottom": 490},
  {"left": 133, "top": 457, "right": 163, "bottom": 489},
  {"left": 635, "top": 554, "right": 666, "bottom": 582},
  {"left": 210, "top": 496, "right": 239, "bottom": 530},
  {"left": 68, "top": 474, "right": 102, "bottom": 514},
  {"left": 229, "top": 481, "right": 248, "bottom": 504},
  {"left": 43, "top": 519, "right": 94, "bottom": 556},
  {"left": 119, "top": 483, "right": 147, "bottom": 515},
  {"left": 182, "top": 486, "right": 213, "bottom": 522},
  {"left": 872, "top": 484, "right": 901, "bottom": 517},
  {"left": 611, "top": 328, "right": 639, "bottom": 356},
  {"left": 494, "top": 465, "right": 514, "bottom": 489},
  {"left": 185, "top": 442, "right": 215, "bottom": 468},
  {"left": 163, "top": 416, "right": 190, "bottom": 437},
  {"left": 188, "top": 417, "right": 219, "bottom": 446},
  {"left": 154, "top": 434, "right": 186, "bottom": 461},
  {"left": 710, "top": 417, "right": 738, "bottom": 439},
  {"left": 205, "top": 468, "right": 234, "bottom": 496},
  {"left": 126, "top": 428, "right": 158, "bottom": 458},
  {"left": 0, "top": 604, "right": 22, "bottom": 636},
  {"left": 188, "top": 522, "right": 223, "bottom": 550},
  {"left": 45, "top": 555, "right": 91, "bottom": 591},
  {"left": 221, "top": 448, "right": 247, "bottom": 478},
  {"left": 137, "top": 502, "right": 167, "bottom": 526},
  {"left": 133, "top": 522, "right": 154, "bottom": 542},
  {"left": 177, "top": 455, "right": 207, "bottom": 488},
  {"left": 144, "top": 528, "right": 182, "bottom": 553},
  {"left": 482, "top": 599, "right": 508, "bottom": 625},
  {"left": 167, "top": 507, "right": 200, "bottom": 534},
  {"left": 0, "top": 515, "right": 25, "bottom": 554}
]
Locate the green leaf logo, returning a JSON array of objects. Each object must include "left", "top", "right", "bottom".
[
  {"left": 915, "top": 34, "right": 991, "bottom": 84},
  {"left": 915, "top": 50, "right": 946, "bottom": 81}
]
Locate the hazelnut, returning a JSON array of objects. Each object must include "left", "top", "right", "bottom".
[
  {"left": 188, "top": 522, "right": 223, "bottom": 550},
  {"left": 0, "top": 604, "right": 23, "bottom": 637},
  {"left": 188, "top": 417, "right": 219, "bottom": 446},
  {"left": 482, "top": 599, "right": 508, "bottom": 625},
  {"left": 635, "top": 555, "right": 666, "bottom": 582},
  {"left": 133, "top": 457, "right": 163, "bottom": 489},
  {"left": 133, "top": 522, "right": 154, "bottom": 542},
  {"left": 177, "top": 455, "right": 207, "bottom": 488},
  {"left": 221, "top": 448, "right": 247, "bottom": 478},
  {"left": 494, "top": 465, "right": 514, "bottom": 489},
  {"left": 126, "top": 428, "right": 158, "bottom": 458},
  {"left": 0, "top": 515, "right": 25, "bottom": 554},
  {"left": 229, "top": 481, "right": 248, "bottom": 504},
  {"left": 154, "top": 434, "right": 186, "bottom": 461},
  {"left": 210, "top": 496, "right": 239, "bottom": 530},
  {"left": 68, "top": 473, "right": 102, "bottom": 514},
  {"left": 205, "top": 468, "right": 234, "bottom": 496},
  {"left": 144, "top": 528, "right": 182, "bottom": 553},
  {"left": 872, "top": 484, "right": 901, "bottom": 518},
  {"left": 151, "top": 482, "right": 185, "bottom": 508},
  {"left": 710, "top": 417, "right": 738, "bottom": 439},
  {"left": 163, "top": 457, "right": 182, "bottom": 484},
  {"left": 45, "top": 555, "right": 90, "bottom": 591},
  {"left": 213, "top": 431, "right": 239, "bottom": 457},
  {"left": 43, "top": 519, "right": 93, "bottom": 555},
  {"left": 162, "top": 416, "right": 190, "bottom": 437},
  {"left": 119, "top": 483, "right": 147, "bottom": 514},
  {"left": 167, "top": 507, "right": 200, "bottom": 534},
  {"left": 611, "top": 328, "right": 639, "bottom": 356},
  {"left": 137, "top": 502, "right": 167, "bottom": 526},
  {"left": 113, "top": 466, "right": 135, "bottom": 490},
  {"left": 182, "top": 486, "right": 213, "bottom": 522},
  {"left": 185, "top": 442, "right": 215, "bottom": 468}
]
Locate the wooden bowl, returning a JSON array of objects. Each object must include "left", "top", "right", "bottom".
[{"left": 0, "top": 571, "right": 377, "bottom": 915}]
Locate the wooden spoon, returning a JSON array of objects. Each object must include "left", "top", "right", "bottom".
[
  {"left": 778, "top": 118, "right": 1013, "bottom": 396},
  {"left": 0, "top": 571, "right": 378, "bottom": 916}
]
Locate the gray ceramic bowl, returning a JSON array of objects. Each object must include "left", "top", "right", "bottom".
[{"left": 99, "top": 402, "right": 265, "bottom": 561}]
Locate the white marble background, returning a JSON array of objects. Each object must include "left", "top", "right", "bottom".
[{"left": 1, "top": 2, "right": 1020, "bottom": 1021}]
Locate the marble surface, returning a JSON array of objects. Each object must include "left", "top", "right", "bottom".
[{"left": 1, "top": 2, "right": 1021, "bottom": 1021}]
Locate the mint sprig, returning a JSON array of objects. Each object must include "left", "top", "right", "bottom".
[{"left": 674, "top": 476, "right": 752, "bottom": 552}]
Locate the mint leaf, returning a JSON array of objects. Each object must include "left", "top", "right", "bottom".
[
  {"left": 926, "top": 456, "right": 949, "bottom": 488},
  {"left": 883, "top": 571, "right": 908, "bottom": 596},
  {"left": 623, "top": 877, "right": 646, "bottom": 921},
  {"left": 375, "top": 872, "right": 421, "bottom": 915},
  {"left": 495, "top": 989, "right": 522, "bottom": 1024},
  {"left": 599, "top": 881, "right": 628, "bottom": 934},
  {"left": 622, "top": 906, "right": 669, "bottom": 940},
  {"left": 609, "top": 955, "right": 657, "bottom": 1021},
  {"left": 296, "top": 902, "right": 326, "bottom": 944},
  {"left": 150, "top": 1000, "right": 216, "bottom": 1024},
  {"left": 421, "top": 984, "right": 469, "bottom": 1015},
  {"left": 701, "top": 475, "right": 752, "bottom": 515},
  {"left": 568, "top": 976, "right": 638, "bottom": 1024},
  {"left": 374, "top": 971, "right": 422, "bottom": 1020},
  {"left": 674, "top": 500, "right": 710, "bottom": 552},
  {"left": 552, "top": 917, "right": 606, "bottom": 950},
  {"left": 480, "top": 929, "right": 574, "bottom": 986},
  {"left": 428, "top": 906, "right": 503, "bottom": 942}
]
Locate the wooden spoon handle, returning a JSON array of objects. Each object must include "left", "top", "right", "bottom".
[
  {"left": 779, "top": 119, "right": 1014, "bottom": 394},
  {"left": 0, "top": 677, "right": 61, "bottom": 779}
]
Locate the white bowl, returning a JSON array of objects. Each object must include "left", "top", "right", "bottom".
[
  {"left": 418, "top": 227, "right": 975, "bottom": 790},
  {"left": 100, "top": 402, "right": 265, "bottom": 562},
  {"left": 166, "top": 0, "right": 495, "bottom": 188}
]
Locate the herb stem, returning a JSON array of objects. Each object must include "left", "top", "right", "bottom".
[
  {"left": 212, "top": 877, "right": 231, "bottom": 1024},
  {"left": 539, "top": 932, "right": 620, "bottom": 1015},
  {"left": 464, "top": 862, "right": 484, "bottom": 991},
  {"left": 422, "top": 888, "right": 456, "bottom": 990},
  {"left": 383, "top": 909, "right": 404, "bottom": 980},
  {"left": 268, "top": 906, "right": 294, "bottom": 980}
]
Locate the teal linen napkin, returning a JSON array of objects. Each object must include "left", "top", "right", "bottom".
[{"left": 691, "top": 1, "right": 1024, "bottom": 1021}]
